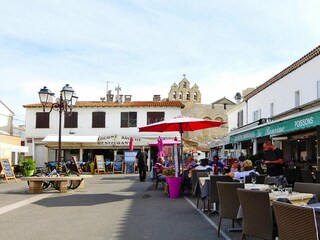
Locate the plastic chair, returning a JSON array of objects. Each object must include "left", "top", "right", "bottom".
[
  {"left": 273, "top": 200, "right": 319, "bottom": 240},
  {"left": 237, "top": 188, "right": 276, "bottom": 240},
  {"left": 207, "top": 175, "right": 233, "bottom": 217},
  {"left": 216, "top": 181, "right": 244, "bottom": 237}
]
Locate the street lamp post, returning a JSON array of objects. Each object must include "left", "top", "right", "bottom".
[{"left": 38, "top": 84, "right": 78, "bottom": 172}]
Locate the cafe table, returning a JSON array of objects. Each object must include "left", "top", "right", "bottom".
[{"left": 269, "top": 191, "right": 314, "bottom": 206}]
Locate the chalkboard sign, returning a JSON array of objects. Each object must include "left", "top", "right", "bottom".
[
  {"left": 125, "top": 161, "right": 135, "bottom": 174},
  {"left": 94, "top": 155, "right": 106, "bottom": 174},
  {"left": 124, "top": 151, "right": 138, "bottom": 162},
  {"left": 0, "top": 159, "right": 17, "bottom": 183},
  {"left": 113, "top": 155, "right": 123, "bottom": 173}
]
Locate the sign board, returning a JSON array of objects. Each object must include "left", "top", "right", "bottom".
[
  {"left": 0, "top": 159, "right": 17, "bottom": 183},
  {"left": 113, "top": 155, "right": 123, "bottom": 173},
  {"left": 124, "top": 151, "right": 138, "bottom": 174},
  {"left": 72, "top": 156, "right": 82, "bottom": 173},
  {"left": 94, "top": 155, "right": 106, "bottom": 174},
  {"left": 125, "top": 162, "right": 135, "bottom": 174}
]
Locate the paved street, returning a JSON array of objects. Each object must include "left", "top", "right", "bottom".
[{"left": 0, "top": 174, "right": 241, "bottom": 240}]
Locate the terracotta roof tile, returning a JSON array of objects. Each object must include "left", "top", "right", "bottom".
[
  {"left": 23, "top": 101, "right": 185, "bottom": 109},
  {"left": 244, "top": 45, "right": 320, "bottom": 100}
]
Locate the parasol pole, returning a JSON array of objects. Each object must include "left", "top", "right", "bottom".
[{"left": 180, "top": 123, "right": 184, "bottom": 185}]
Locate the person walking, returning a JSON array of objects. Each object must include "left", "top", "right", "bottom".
[
  {"left": 136, "top": 146, "right": 148, "bottom": 182},
  {"left": 262, "top": 141, "right": 284, "bottom": 176}
]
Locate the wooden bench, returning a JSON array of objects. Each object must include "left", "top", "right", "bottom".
[{"left": 21, "top": 175, "right": 92, "bottom": 193}]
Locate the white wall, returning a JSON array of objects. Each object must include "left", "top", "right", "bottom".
[
  {"left": 247, "top": 56, "right": 320, "bottom": 123},
  {"left": 25, "top": 105, "right": 182, "bottom": 139}
]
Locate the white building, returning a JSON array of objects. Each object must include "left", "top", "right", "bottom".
[
  {"left": 225, "top": 45, "right": 320, "bottom": 165},
  {"left": 23, "top": 100, "right": 184, "bottom": 167},
  {"left": 0, "top": 100, "right": 28, "bottom": 166}
]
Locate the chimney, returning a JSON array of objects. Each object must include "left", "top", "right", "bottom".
[
  {"left": 124, "top": 95, "right": 132, "bottom": 102},
  {"left": 153, "top": 95, "right": 161, "bottom": 102}
]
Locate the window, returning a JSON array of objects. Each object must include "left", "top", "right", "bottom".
[
  {"left": 237, "top": 110, "right": 243, "bottom": 127},
  {"left": 147, "top": 112, "right": 164, "bottom": 125},
  {"left": 36, "top": 112, "right": 49, "bottom": 128},
  {"left": 182, "top": 81, "right": 187, "bottom": 88},
  {"left": 121, "top": 112, "right": 137, "bottom": 128},
  {"left": 270, "top": 103, "right": 274, "bottom": 117},
  {"left": 64, "top": 112, "right": 78, "bottom": 128},
  {"left": 173, "top": 91, "right": 176, "bottom": 100},
  {"left": 194, "top": 92, "right": 197, "bottom": 101},
  {"left": 179, "top": 91, "right": 182, "bottom": 100},
  {"left": 295, "top": 90, "right": 300, "bottom": 107},
  {"left": 318, "top": 81, "right": 320, "bottom": 98},
  {"left": 92, "top": 112, "right": 106, "bottom": 128},
  {"left": 186, "top": 91, "right": 190, "bottom": 100},
  {"left": 253, "top": 109, "right": 261, "bottom": 121}
]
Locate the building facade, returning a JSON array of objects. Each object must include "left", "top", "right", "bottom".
[
  {"left": 23, "top": 100, "right": 184, "bottom": 167},
  {"left": 225, "top": 45, "right": 320, "bottom": 166}
]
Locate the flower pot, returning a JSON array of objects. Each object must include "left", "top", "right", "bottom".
[
  {"left": 166, "top": 177, "right": 182, "bottom": 198},
  {"left": 25, "top": 170, "right": 34, "bottom": 177}
]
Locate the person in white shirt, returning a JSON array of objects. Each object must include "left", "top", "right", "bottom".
[{"left": 225, "top": 160, "right": 258, "bottom": 181}]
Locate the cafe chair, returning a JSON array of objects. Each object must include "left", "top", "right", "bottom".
[
  {"left": 191, "top": 170, "right": 206, "bottom": 197},
  {"left": 283, "top": 168, "right": 301, "bottom": 186},
  {"left": 293, "top": 182, "right": 320, "bottom": 202},
  {"left": 300, "top": 169, "right": 315, "bottom": 183},
  {"left": 314, "top": 171, "right": 320, "bottom": 184},
  {"left": 244, "top": 174, "right": 266, "bottom": 184},
  {"left": 153, "top": 168, "right": 166, "bottom": 191},
  {"left": 207, "top": 175, "right": 233, "bottom": 217},
  {"left": 273, "top": 200, "right": 319, "bottom": 240},
  {"left": 196, "top": 171, "right": 209, "bottom": 210},
  {"left": 264, "top": 176, "right": 278, "bottom": 185},
  {"left": 237, "top": 188, "right": 276, "bottom": 240},
  {"left": 216, "top": 181, "right": 244, "bottom": 237}
]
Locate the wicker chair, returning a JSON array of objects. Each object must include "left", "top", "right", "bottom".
[
  {"left": 264, "top": 176, "right": 278, "bottom": 185},
  {"left": 273, "top": 200, "right": 319, "bottom": 240},
  {"left": 293, "top": 182, "right": 320, "bottom": 202},
  {"left": 153, "top": 167, "right": 166, "bottom": 191},
  {"left": 237, "top": 189, "right": 276, "bottom": 240},
  {"left": 216, "top": 181, "right": 244, "bottom": 237},
  {"left": 300, "top": 169, "right": 315, "bottom": 183},
  {"left": 244, "top": 174, "right": 266, "bottom": 184},
  {"left": 191, "top": 170, "right": 206, "bottom": 197},
  {"left": 314, "top": 171, "right": 320, "bottom": 184},
  {"left": 207, "top": 175, "right": 233, "bottom": 217},
  {"left": 196, "top": 171, "right": 209, "bottom": 210}
]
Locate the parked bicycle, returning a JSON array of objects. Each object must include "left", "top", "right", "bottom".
[{"left": 31, "top": 160, "right": 82, "bottom": 190}]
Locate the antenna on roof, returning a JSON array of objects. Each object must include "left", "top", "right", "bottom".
[{"left": 101, "top": 80, "right": 113, "bottom": 99}]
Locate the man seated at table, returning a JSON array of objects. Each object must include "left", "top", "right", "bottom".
[
  {"left": 209, "top": 155, "right": 225, "bottom": 174},
  {"left": 184, "top": 157, "right": 198, "bottom": 171},
  {"left": 188, "top": 158, "right": 212, "bottom": 178},
  {"left": 225, "top": 160, "right": 258, "bottom": 181}
]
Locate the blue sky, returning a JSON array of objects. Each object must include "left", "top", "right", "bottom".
[{"left": 1, "top": 0, "right": 320, "bottom": 124}]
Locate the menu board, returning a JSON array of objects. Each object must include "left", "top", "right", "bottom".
[
  {"left": 0, "top": 159, "right": 17, "bottom": 183},
  {"left": 94, "top": 155, "right": 106, "bottom": 174},
  {"left": 125, "top": 162, "right": 135, "bottom": 174},
  {"left": 113, "top": 155, "right": 123, "bottom": 173}
]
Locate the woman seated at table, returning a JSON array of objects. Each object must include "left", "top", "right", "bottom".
[
  {"left": 225, "top": 160, "right": 258, "bottom": 181},
  {"left": 154, "top": 157, "right": 167, "bottom": 180}
]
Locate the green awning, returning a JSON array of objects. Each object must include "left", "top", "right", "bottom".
[{"left": 230, "top": 111, "right": 320, "bottom": 143}]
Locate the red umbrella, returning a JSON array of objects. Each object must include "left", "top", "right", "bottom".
[
  {"left": 139, "top": 116, "right": 225, "bottom": 170},
  {"left": 129, "top": 137, "right": 134, "bottom": 151}
]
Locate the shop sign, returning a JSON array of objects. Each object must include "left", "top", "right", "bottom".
[
  {"left": 98, "top": 135, "right": 147, "bottom": 146},
  {"left": 230, "top": 111, "right": 320, "bottom": 143}
]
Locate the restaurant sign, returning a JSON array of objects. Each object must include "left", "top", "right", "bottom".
[
  {"left": 230, "top": 111, "right": 320, "bottom": 143},
  {"left": 97, "top": 135, "right": 149, "bottom": 146}
]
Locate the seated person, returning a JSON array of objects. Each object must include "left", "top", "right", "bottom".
[
  {"left": 184, "top": 157, "right": 198, "bottom": 170},
  {"left": 188, "top": 158, "right": 212, "bottom": 177},
  {"left": 225, "top": 159, "right": 258, "bottom": 181},
  {"left": 154, "top": 157, "right": 166, "bottom": 180},
  {"left": 209, "top": 155, "right": 225, "bottom": 174}
]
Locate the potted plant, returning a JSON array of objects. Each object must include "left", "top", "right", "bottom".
[
  {"left": 163, "top": 166, "right": 182, "bottom": 198},
  {"left": 20, "top": 158, "right": 37, "bottom": 176}
]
